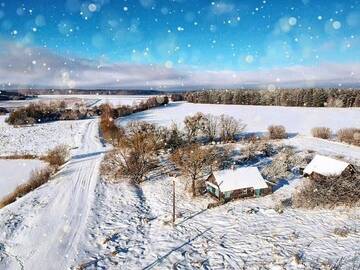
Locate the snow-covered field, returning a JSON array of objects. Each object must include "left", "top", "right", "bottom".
[
  {"left": 120, "top": 102, "right": 360, "bottom": 135},
  {"left": 0, "top": 159, "right": 46, "bottom": 199},
  {"left": 0, "top": 115, "right": 89, "bottom": 156}
]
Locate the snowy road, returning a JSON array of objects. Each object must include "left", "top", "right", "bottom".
[{"left": 0, "top": 118, "right": 106, "bottom": 270}]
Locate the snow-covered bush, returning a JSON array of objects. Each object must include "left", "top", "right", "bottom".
[
  {"left": 0, "top": 166, "right": 53, "bottom": 208},
  {"left": 268, "top": 125, "right": 287, "bottom": 139},
  {"left": 241, "top": 140, "right": 275, "bottom": 161},
  {"left": 261, "top": 146, "right": 306, "bottom": 183},
  {"left": 311, "top": 127, "right": 332, "bottom": 139},
  {"left": 337, "top": 128, "right": 360, "bottom": 146}
]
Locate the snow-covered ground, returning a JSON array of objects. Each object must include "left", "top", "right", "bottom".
[
  {"left": 0, "top": 159, "right": 46, "bottom": 199},
  {"left": 119, "top": 102, "right": 360, "bottom": 135},
  {"left": 285, "top": 135, "right": 360, "bottom": 164},
  {"left": 0, "top": 118, "right": 107, "bottom": 269},
  {"left": 0, "top": 115, "right": 89, "bottom": 156},
  {"left": 75, "top": 172, "right": 360, "bottom": 269}
]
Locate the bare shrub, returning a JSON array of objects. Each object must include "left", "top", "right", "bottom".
[
  {"left": 311, "top": 127, "right": 332, "bottom": 139},
  {"left": 44, "top": 145, "right": 69, "bottom": 168},
  {"left": 293, "top": 173, "right": 360, "bottom": 208},
  {"left": 0, "top": 166, "right": 53, "bottom": 208},
  {"left": 337, "top": 128, "right": 360, "bottom": 146},
  {"left": 241, "top": 140, "right": 274, "bottom": 161},
  {"left": 219, "top": 114, "right": 246, "bottom": 142},
  {"left": 334, "top": 227, "right": 351, "bottom": 237},
  {"left": 268, "top": 125, "right": 287, "bottom": 139},
  {"left": 1, "top": 154, "right": 38, "bottom": 160}
]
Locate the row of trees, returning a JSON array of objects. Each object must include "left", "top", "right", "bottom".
[
  {"left": 6, "top": 101, "right": 89, "bottom": 125},
  {"left": 182, "top": 112, "right": 246, "bottom": 143},
  {"left": 183, "top": 89, "right": 360, "bottom": 108}
]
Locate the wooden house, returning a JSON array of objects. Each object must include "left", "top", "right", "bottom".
[
  {"left": 303, "top": 154, "right": 356, "bottom": 180},
  {"left": 205, "top": 167, "right": 271, "bottom": 201}
]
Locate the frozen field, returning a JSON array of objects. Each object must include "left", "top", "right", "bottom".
[
  {"left": 0, "top": 115, "right": 89, "bottom": 156},
  {"left": 120, "top": 102, "right": 360, "bottom": 135},
  {"left": 0, "top": 159, "right": 46, "bottom": 199}
]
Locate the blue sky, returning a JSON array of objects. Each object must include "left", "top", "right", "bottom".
[{"left": 0, "top": 0, "right": 359, "bottom": 89}]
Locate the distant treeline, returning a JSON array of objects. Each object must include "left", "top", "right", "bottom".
[
  {"left": 18, "top": 89, "right": 165, "bottom": 96},
  {"left": 0, "top": 90, "right": 27, "bottom": 101},
  {"left": 182, "top": 89, "right": 360, "bottom": 107}
]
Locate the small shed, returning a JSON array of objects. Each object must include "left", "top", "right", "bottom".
[
  {"left": 303, "top": 154, "right": 355, "bottom": 180},
  {"left": 206, "top": 167, "right": 270, "bottom": 201}
]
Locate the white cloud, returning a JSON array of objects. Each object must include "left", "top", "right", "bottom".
[
  {"left": 210, "top": 2, "right": 235, "bottom": 15},
  {"left": 0, "top": 41, "right": 359, "bottom": 90}
]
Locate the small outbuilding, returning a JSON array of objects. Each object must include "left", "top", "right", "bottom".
[
  {"left": 303, "top": 154, "right": 355, "bottom": 180},
  {"left": 205, "top": 167, "right": 270, "bottom": 201}
]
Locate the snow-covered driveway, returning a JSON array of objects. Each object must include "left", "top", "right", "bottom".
[{"left": 0, "top": 118, "right": 106, "bottom": 270}]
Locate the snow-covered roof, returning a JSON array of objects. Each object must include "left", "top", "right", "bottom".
[
  {"left": 210, "top": 167, "right": 268, "bottom": 192},
  {"left": 304, "top": 154, "right": 350, "bottom": 177}
]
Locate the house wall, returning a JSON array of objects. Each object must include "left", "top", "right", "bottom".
[{"left": 206, "top": 173, "right": 270, "bottom": 201}]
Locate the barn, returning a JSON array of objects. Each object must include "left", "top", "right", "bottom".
[
  {"left": 205, "top": 167, "right": 271, "bottom": 201},
  {"left": 303, "top": 154, "right": 356, "bottom": 180}
]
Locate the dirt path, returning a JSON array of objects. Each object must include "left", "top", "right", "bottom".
[{"left": 0, "top": 119, "right": 106, "bottom": 270}]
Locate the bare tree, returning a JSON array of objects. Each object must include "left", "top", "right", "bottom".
[
  {"left": 106, "top": 122, "right": 163, "bottom": 184},
  {"left": 171, "top": 144, "right": 219, "bottom": 196},
  {"left": 219, "top": 114, "right": 246, "bottom": 142},
  {"left": 165, "top": 122, "right": 185, "bottom": 151},
  {"left": 202, "top": 114, "right": 219, "bottom": 142},
  {"left": 184, "top": 112, "right": 205, "bottom": 142}
]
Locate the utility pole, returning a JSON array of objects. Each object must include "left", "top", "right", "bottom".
[{"left": 172, "top": 179, "right": 176, "bottom": 226}]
